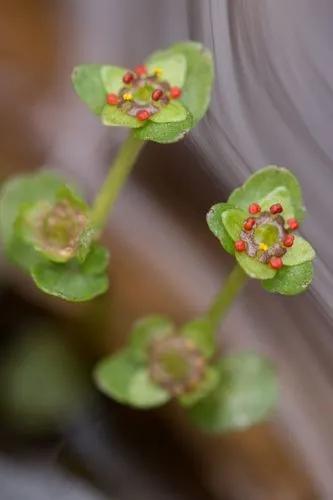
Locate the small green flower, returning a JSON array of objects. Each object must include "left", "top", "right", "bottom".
[
  {"left": 94, "top": 315, "right": 277, "bottom": 432},
  {"left": 72, "top": 41, "right": 214, "bottom": 143},
  {"left": 0, "top": 171, "right": 109, "bottom": 302},
  {"left": 207, "top": 166, "right": 315, "bottom": 295}
]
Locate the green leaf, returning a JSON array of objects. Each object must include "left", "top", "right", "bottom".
[
  {"left": 146, "top": 53, "right": 187, "bottom": 88},
  {"left": 102, "top": 105, "right": 143, "bottom": 128},
  {"left": 188, "top": 353, "right": 278, "bottom": 432},
  {"left": 31, "top": 244, "right": 109, "bottom": 302},
  {"left": 128, "top": 368, "right": 170, "bottom": 408},
  {"left": 71, "top": 64, "right": 106, "bottom": 115},
  {"left": 259, "top": 186, "right": 295, "bottom": 220},
  {"left": 222, "top": 208, "right": 247, "bottom": 241},
  {"left": 100, "top": 65, "right": 128, "bottom": 93},
  {"left": 236, "top": 252, "right": 276, "bottom": 280},
  {"left": 206, "top": 202, "right": 235, "bottom": 255},
  {"left": 282, "top": 236, "right": 315, "bottom": 266},
  {"left": 228, "top": 166, "right": 305, "bottom": 221},
  {"left": 167, "top": 41, "right": 214, "bottom": 124},
  {"left": 150, "top": 101, "right": 187, "bottom": 123},
  {"left": 94, "top": 350, "right": 169, "bottom": 408},
  {"left": 129, "top": 315, "right": 174, "bottom": 363},
  {"left": 0, "top": 171, "right": 66, "bottom": 270},
  {"left": 262, "top": 261, "right": 313, "bottom": 295},
  {"left": 94, "top": 349, "right": 140, "bottom": 404},
  {"left": 134, "top": 109, "right": 193, "bottom": 143},
  {"left": 180, "top": 318, "right": 215, "bottom": 358},
  {"left": 179, "top": 367, "right": 219, "bottom": 407}
]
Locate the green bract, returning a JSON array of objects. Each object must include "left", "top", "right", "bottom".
[
  {"left": 72, "top": 41, "right": 214, "bottom": 144},
  {"left": 94, "top": 315, "right": 277, "bottom": 432},
  {"left": 207, "top": 166, "right": 315, "bottom": 295},
  {"left": 0, "top": 171, "right": 109, "bottom": 302}
]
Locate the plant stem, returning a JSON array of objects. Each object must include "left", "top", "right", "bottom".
[
  {"left": 91, "top": 132, "right": 145, "bottom": 230},
  {"left": 206, "top": 264, "right": 248, "bottom": 332}
]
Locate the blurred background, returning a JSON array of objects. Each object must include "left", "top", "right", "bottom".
[{"left": 0, "top": 0, "right": 332, "bottom": 499}]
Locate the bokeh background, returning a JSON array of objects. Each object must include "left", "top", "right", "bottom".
[{"left": 0, "top": 1, "right": 332, "bottom": 499}]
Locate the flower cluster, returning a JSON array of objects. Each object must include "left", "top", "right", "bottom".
[
  {"left": 72, "top": 41, "right": 214, "bottom": 143},
  {"left": 0, "top": 171, "right": 109, "bottom": 302},
  {"left": 95, "top": 315, "right": 277, "bottom": 432},
  {"left": 105, "top": 63, "right": 183, "bottom": 122},
  {"left": 207, "top": 166, "right": 315, "bottom": 295}
]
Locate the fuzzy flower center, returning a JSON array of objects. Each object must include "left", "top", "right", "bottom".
[
  {"left": 148, "top": 335, "right": 206, "bottom": 397},
  {"left": 235, "top": 202, "right": 299, "bottom": 269},
  {"left": 33, "top": 200, "right": 88, "bottom": 260},
  {"left": 106, "top": 64, "right": 182, "bottom": 121}
]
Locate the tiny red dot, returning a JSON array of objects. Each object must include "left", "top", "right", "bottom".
[
  {"left": 134, "top": 64, "right": 147, "bottom": 76},
  {"left": 106, "top": 93, "right": 119, "bottom": 105},
  {"left": 269, "top": 256, "right": 283, "bottom": 269},
  {"left": 235, "top": 240, "right": 246, "bottom": 252},
  {"left": 170, "top": 86, "right": 182, "bottom": 99},
  {"left": 270, "top": 203, "right": 283, "bottom": 214},
  {"left": 136, "top": 109, "right": 150, "bottom": 121},
  {"left": 243, "top": 218, "right": 256, "bottom": 231},
  {"left": 152, "top": 89, "right": 163, "bottom": 101},
  {"left": 248, "top": 203, "right": 261, "bottom": 214},
  {"left": 123, "top": 72, "right": 134, "bottom": 84},
  {"left": 283, "top": 234, "right": 295, "bottom": 247},
  {"left": 287, "top": 218, "right": 299, "bottom": 231}
]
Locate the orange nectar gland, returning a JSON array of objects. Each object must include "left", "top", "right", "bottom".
[
  {"left": 235, "top": 240, "right": 246, "bottom": 252},
  {"left": 170, "top": 86, "right": 182, "bottom": 99},
  {"left": 248, "top": 202, "right": 261, "bottom": 214},
  {"left": 270, "top": 203, "right": 283, "bottom": 214},
  {"left": 243, "top": 217, "right": 256, "bottom": 231},
  {"left": 136, "top": 109, "right": 150, "bottom": 121},
  {"left": 269, "top": 256, "right": 283, "bottom": 269},
  {"left": 288, "top": 218, "right": 299, "bottom": 231},
  {"left": 152, "top": 88, "right": 163, "bottom": 101},
  {"left": 283, "top": 234, "right": 295, "bottom": 247},
  {"left": 122, "top": 71, "right": 134, "bottom": 84},
  {"left": 134, "top": 64, "right": 147, "bottom": 76},
  {"left": 106, "top": 93, "right": 119, "bottom": 105}
]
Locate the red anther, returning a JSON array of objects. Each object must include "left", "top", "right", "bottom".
[
  {"left": 136, "top": 109, "right": 151, "bottom": 121},
  {"left": 170, "top": 86, "right": 182, "bottom": 99},
  {"left": 248, "top": 202, "right": 261, "bottom": 214},
  {"left": 243, "top": 217, "right": 256, "bottom": 231},
  {"left": 134, "top": 64, "right": 147, "bottom": 76},
  {"left": 235, "top": 240, "right": 246, "bottom": 252},
  {"left": 123, "top": 71, "right": 134, "bottom": 84},
  {"left": 269, "top": 256, "right": 283, "bottom": 269},
  {"left": 287, "top": 218, "right": 299, "bottom": 231},
  {"left": 152, "top": 89, "right": 163, "bottom": 101},
  {"left": 283, "top": 234, "right": 295, "bottom": 247},
  {"left": 106, "top": 93, "right": 119, "bottom": 105},
  {"left": 270, "top": 203, "right": 283, "bottom": 214}
]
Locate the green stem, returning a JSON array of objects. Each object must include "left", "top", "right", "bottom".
[
  {"left": 91, "top": 132, "right": 145, "bottom": 230},
  {"left": 206, "top": 264, "right": 248, "bottom": 332}
]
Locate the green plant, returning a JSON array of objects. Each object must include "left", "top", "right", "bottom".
[
  {"left": 0, "top": 39, "right": 315, "bottom": 433},
  {"left": 95, "top": 166, "right": 315, "bottom": 432},
  {"left": 0, "top": 41, "right": 213, "bottom": 301}
]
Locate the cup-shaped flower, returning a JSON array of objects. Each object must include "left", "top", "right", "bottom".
[
  {"left": 207, "top": 166, "right": 315, "bottom": 295},
  {"left": 0, "top": 171, "right": 109, "bottom": 302},
  {"left": 72, "top": 41, "right": 214, "bottom": 143},
  {"left": 94, "top": 315, "right": 277, "bottom": 432}
]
